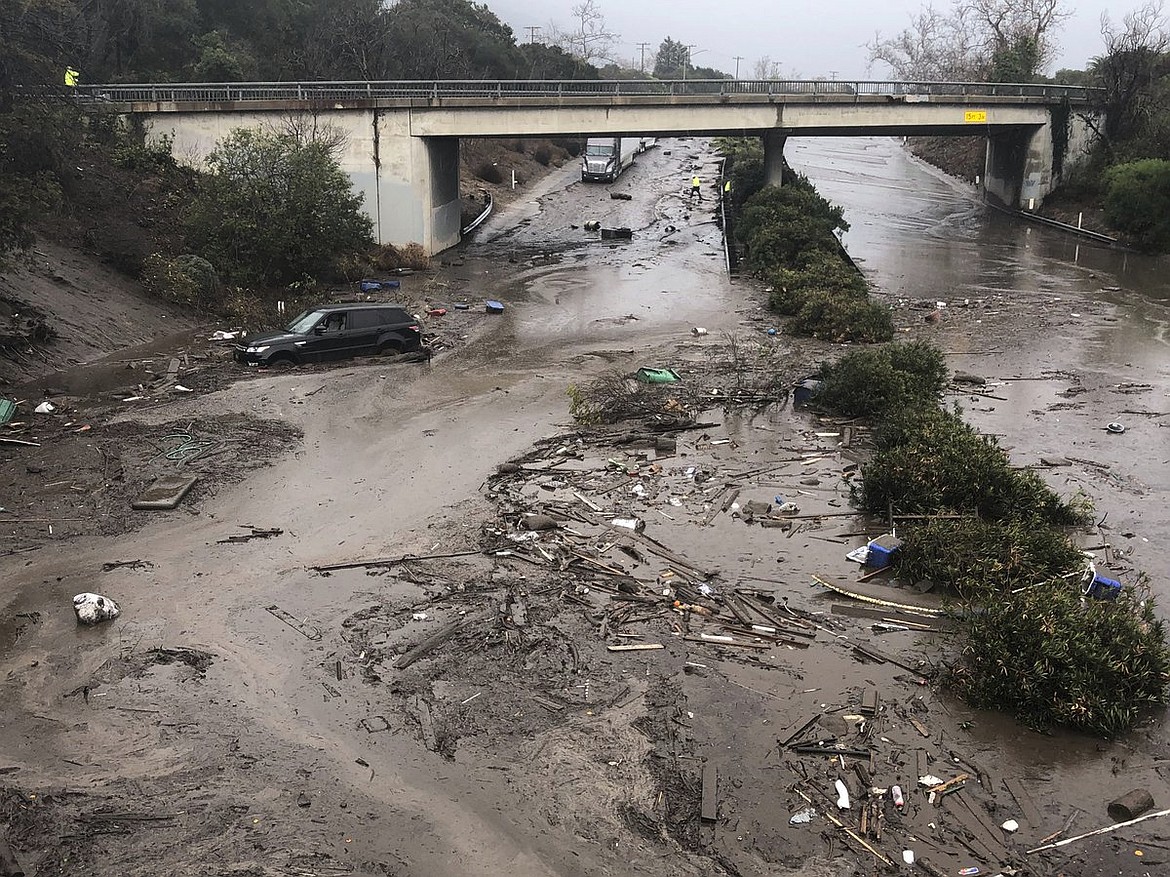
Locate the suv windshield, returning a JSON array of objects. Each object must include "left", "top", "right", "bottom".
[{"left": 287, "top": 310, "right": 327, "bottom": 334}]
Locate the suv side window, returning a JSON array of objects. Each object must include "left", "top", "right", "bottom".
[
  {"left": 381, "top": 308, "right": 411, "bottom": 325},
  {"left": 349, "top": 309, "right": 381, "bottom": 330},
  {"left": 321, "top": 311, "right": 347, "bottom": 333}
]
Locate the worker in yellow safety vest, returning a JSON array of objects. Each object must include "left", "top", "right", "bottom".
[
  {"left": 690, "top": 175, "right": 702, "bottom": 202},
  {"left": 64, "top": 67, "right": 80, "bottom": 88}
]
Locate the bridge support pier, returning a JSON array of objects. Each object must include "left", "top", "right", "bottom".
[
  {"left": 138, "top": 108, "right": 462, "bottom": 255},
  {"left": 763, "top": 130, "right": 787, "bottom": 187},
  {"left": 984, "top": 124, "right": 1049, "bottom": 209},
  {"left": 367, "top": 111, "right": 461, "bottom": 253},
  {"left": 982, "top": 109, "right": 1098, "bottom": 210}
]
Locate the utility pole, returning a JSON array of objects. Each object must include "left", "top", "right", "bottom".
[
  {"left": 684, "top": 44, "right": 696, "bottom": 81},
  {"left": 525, "top": 25, "right": 541, "bottom": 44},
  {"left": 733, "top": 55, "right": 743, "bottom": 80},
  {"left": 637, "top": 42, "right": 651, "bottom": 73}
]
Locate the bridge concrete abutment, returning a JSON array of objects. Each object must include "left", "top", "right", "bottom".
[
  {"left": 763, "top": 130, "right": 787, "bottom": 187},
  {"left": 983, "top": 109, "right": 1101, "bottom": 210},
  {"left": 137, "top": 108, "right": 460, "bottom": 255}
]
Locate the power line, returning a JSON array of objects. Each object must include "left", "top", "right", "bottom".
[{"left": 733, "top": 55, "right": 743, "bottom": 80}]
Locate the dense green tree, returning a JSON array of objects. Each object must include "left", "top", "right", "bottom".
[
  {"left": 1102, "top": 158, "right": 1170, "bottom": 250},
  {"left": 187, "top": 128, "right": 373, "bottom": 286},
  {"left": 653, "top": 36, "right": 688, "bottom": 78}
]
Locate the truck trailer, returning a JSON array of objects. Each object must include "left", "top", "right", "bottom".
[{"left": 581, "top": 137, "right": 639, "bottom": 183}]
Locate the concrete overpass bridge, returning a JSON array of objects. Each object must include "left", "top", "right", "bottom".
[{"left": 79, "top": 79, "right": 1102, "bottom": 254}]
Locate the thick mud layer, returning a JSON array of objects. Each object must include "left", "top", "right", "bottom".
[{"left": 2, "top": 138, "right": 1169, "bottom": 877}]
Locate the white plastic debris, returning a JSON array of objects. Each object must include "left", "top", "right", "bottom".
[
  {"left": 776, "top": 501, "right": 800, "bottom": 514},
  {"left": 902, "top": 850, "right": 915, "bottom": 865},
  {"left": 919, "top": 774, "right": 944, "bottom": 787},
  {"left": 611, "top": 517, "right": 645, "bottom": 532},
  {"left": 846, "top": 546, "right": 870, "bottom": 564},
  {"left": 789, "top": 807, "right": 816, "bottom": 825},
  {"left": 209, "top": 330, "right": 243, "bottom": 341},
  {"left": 34, "top": 401, "right": 56, "bottom": 414},
  {"left": 835, "top": 779, "right": 851, "bottom": 810},
  {"left": 1001, "top": 819, "right": 1019, "bottom": 832},
  {"left": 173, "top": 384, "right": 193, "bottom": 393},
  {"left": 411, "top": 612, "right": 428, "bottom": 621},
  {"left": 73, "top": 593, "right": 120, "bottom": 625},
  {"left": 691, "top": 327, "right": 708, "bottom": 337}
]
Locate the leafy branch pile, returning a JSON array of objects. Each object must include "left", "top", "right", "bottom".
[
  {"left": 717, "top": 139, "right": 892, "bottom": 343},
  {"left": 815, "top": 343, "right": 1170, "bottom": 736}
]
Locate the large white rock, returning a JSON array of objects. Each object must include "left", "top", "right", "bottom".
[{"left": 73, "top": 593, "right": 121, "bottom": 625}]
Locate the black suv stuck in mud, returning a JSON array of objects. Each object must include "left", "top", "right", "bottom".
[{"left": 234, "top": 304, "right": 422, "bottom": 367}]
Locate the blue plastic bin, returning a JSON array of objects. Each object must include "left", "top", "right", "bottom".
[{"left": 1086, "top": 574, "right": 1122, "bottom": 601}]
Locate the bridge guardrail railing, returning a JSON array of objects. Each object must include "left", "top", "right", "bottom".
[{"left": 71, "top": 79, "right": 1101, "bottom": 105}]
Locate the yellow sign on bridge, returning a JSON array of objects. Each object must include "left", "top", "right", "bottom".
[{"left": 964, "top": 110, "right": 988, "bottom": 123}]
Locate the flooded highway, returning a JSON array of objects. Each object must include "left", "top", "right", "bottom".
[{"left": 2, "top": 136, "right": 1168, "bottom": 877}]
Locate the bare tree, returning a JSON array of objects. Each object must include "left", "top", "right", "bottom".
[
  {"left": 1091, "top": 1, "right": 1170, "bottom": 148},
  {"left": 272, "top": 112, "right": 350, "bottom": 158},
  {"left": 962, "top": 0, "right": 1071, "bottom": 77},
  {"left": 868, "top": 4, "right": 985, "bottom": 81},
  {"left": 550, "top": 0, "right": 618, "bottom": 63},
  {"left": 752, "top": 56, "right": 797, "bottom": 80}
]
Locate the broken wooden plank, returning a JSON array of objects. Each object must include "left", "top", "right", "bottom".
[
  {"left": 1004, "top": 777, "right": 1044, "bottom": 830},
  {"left": 915, "top": 749, "right": 928, "bottom": 782},
  {"left": 606, "top": 643, "right": 664, "bottom": 652},
  {"left": 701, "top": 762, "right": 718, "bottom": 823},
  {"left": 130, "top": 474, "right": 198, "bottom": 511},
  {"left": 944, "top": 793, "right": 1009, "bottom": 862},
  {"left": 313, "top": 548, "right": 483, "bottom": 572},
  {"left": 956, "top": 789, "right": 1010, "bottom": 850},
  {"left": 607, "top": 528, "right": 716, "bottom": 578},
  {"left": 860, "top": 689, "right": 879, "bottom": 716},
  {"left": 909, "top": 717, "right": 931, "bottom": 738},
  {"left": 781, "top": 713, "right": 825, "bottom": 748},
  {"left": 852, "top": 641, "right": 930, "bottom": 676},
  {"left": 830, "top": 603, "right": 955, "bottom": 631},
  {"left": 795, "top": 788, "right": 893, "bottom": 866},
  {"left": 813, "top": 574, "right": 946, "bottom": 616},
  {"left": 684, "top": 634, "right": 770, "bottom": 650},
  {"left": 394, "top": 610, "right": 491, "bottom": 670}
]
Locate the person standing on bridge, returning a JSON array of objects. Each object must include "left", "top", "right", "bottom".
[
  {"left": 64, "top": 66, "right": 80, "bottom": 88},
  {"left": 690, "top": 174, "right": 702, "bottom": 202}
]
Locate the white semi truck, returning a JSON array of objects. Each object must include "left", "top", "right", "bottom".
[{"left": 581, "top": 136, "right": 641, "bottom": 183}]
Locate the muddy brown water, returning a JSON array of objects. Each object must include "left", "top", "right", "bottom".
[{"left": 1, "top": 138, "right": 1168, "bottom": 876}]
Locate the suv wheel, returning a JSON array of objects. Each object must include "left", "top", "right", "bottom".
[{"left": 267, "top": 353, "right": 296, "bottom": 369}]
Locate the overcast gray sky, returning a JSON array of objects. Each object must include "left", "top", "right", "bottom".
[{"left": 489, "top": 0, "right": 1127, "bottom": 78}]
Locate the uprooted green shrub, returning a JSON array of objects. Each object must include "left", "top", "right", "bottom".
[
  {"left": 737, "top": 185, "right": 848, "bottom": 275},
  {"left": 859, "top": 406, "right": 1089, "bottom": 525},
  {"left": 766, "top": 250, "right": 870, "bottom": 315},
  {"left": 896, "top": 517, "right": 1086, "bottom": 599},
  {"left": 944, "top": 580, "right": 1170, "bottom": 735},
  {"left": 789, "top": 291, "right": 894, "bottom": 343},
  {"left": 816, "top": 341, "right": 947, "bottom": 417}
]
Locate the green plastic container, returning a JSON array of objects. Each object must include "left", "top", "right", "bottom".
[{"left": 635, "top": 367, "right": 680, "bottom": 384}]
